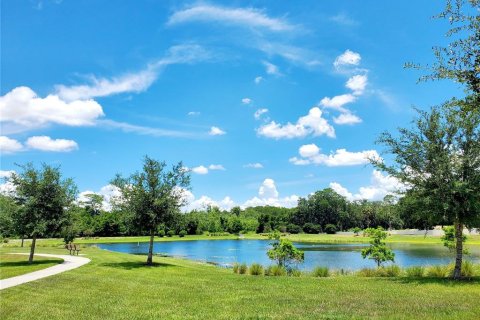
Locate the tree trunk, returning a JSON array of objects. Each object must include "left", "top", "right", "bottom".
[
  {"left": 453, "top": 221, "right": 463, "bottom": 279},
  {"left": 28, "top": 235, "right": 37, "bottom": 264},
  {"left": 146, "top": 229, "right": 155, "bottom": 265},
  {"left": 21, "top": 237, "right": 24, "bottom": 247}
]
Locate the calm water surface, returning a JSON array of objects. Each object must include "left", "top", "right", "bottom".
[{"left": 96, "top": 239, "right": 480, "bottom": 270}]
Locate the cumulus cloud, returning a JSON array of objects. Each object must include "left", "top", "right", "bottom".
[
  {"left": 257, "top": 107, "right": 335, "bottom": 139},
  {"left": 319, "top": 94, "right": 356, "bottom": 112},
  {"left": 209, "top": 126, "right": 226, "bottom": 136},
  {"left": 254, "top": 76, "right": 264, "bottom": 84},
  {"left": 333, "top": 112, "right": 362, "bottom": 125},
  {"left": 77, "top": 184, "right": 122, "bottom": 211},
  {"left": 254, "top": 108, "right": 269, "bottom": 120},
  {"left": 0, "top": 136, "right": 24, "bottom": 154},
  {"left": 0, "top": 86, "right": 104, "bottom": 133},
  {"left": 263, "top": 61, "right": 281, "bottom": 76},
  {"left": 346, "top": 74, "right": 368, "bottom": 95},
  {"left": 26, "top": 136, "right": 78, "bottom": 152},
  {"left": 242, "top": 98, "right": 252, "bottom": 104},
  {"left": 334, "top": 50, "right": 361, "bottom": 68},
  {"left": 190, "top": 164, "right": 225, "bottom": 174},
  {"left": 191, "top": 165, "right": 209, "bottom": 175},
  {"left": 290, "top": 145, "right": 380, "bottom": 167},
  {"left": 242, "top": 178, "right": 299, "bottom": 208},
  {"left": 166, "top": 4, "right": 295, "bottom": 32},
  {"left": 208, "top": 164, "right": 225, "bottom": 171},
  {"left": 244, "top": 163, "right": 263, "bottom": 169},
  {"left": 330, "top": 170, "right": 405, "bottom": 201}
]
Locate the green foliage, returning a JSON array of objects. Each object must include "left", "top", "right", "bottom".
[
  {"left": 178, "top": 230, "right": 187, "bottom": 237},
  {"left": 238, "top": 263, "right": 248, "bottom": 274},
  {"left": 461, "top": 260, "right": 475, "bottom": 279},
  {"left": 426, "top": 265, "right": 450, "bottom": 278},
  {"left": 312, "top": 266, "right": 330, "bottom": 277},
  {"left": 158, "top": 229, "right": 165, "bottom": 237},
  {"left": 405, "top": 266, "right": 425, "bottom": 278},
  {"left": 441, "top": 226, "right": 467, "bottom": 252},
  {"left": 377, "top": 265, "right": 401, "bottom": 277},
  {"left": 303, "top": 223, "right": 321, "bottom": 234},
  {"left": 232, "top": 263, "right": 240, "bottom": 274},
  {"left": 352, "top": 227, "right": 362, "bottom": 236},
  {"left": 167, "top": 230, "right": 175, "bottom": 237},
  {"left": 289, "top": 269, "right": 302, "bottom": 277},
  {"left": 264, "top": 265, "right": 287, "bottom": 276},
  {"left": 286, "top": 223, "right": 302, "bottom": 234},
  {"left": 324, "top": 224, "right": 337, "bottom": 234},
  {"left": 249, "top": 263, "right": 263, "bottom": 276},
  {"left": 267, "top": 235, "right": 304, "bottom": 268},
  {"left": 361, "top": 227, "right": 395, "bottom": 267}
]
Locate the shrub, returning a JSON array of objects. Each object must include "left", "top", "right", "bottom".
[
  {"left": 286, "top": 224, "right": 302, "bottom": 234},
  {"left": 178, "top": 230, "right": 187, "bottom": 237},
  {"left": 158, "top": 230, "right": 165, "bottom": 237},
  {"left": 249, "top": 263, "right": 264, "bottom": 276},
  {"left": 277, "top": 225, "right": 287, "bottom": 233},
  {"left": 2, "top": 238, "right": 9, "bottom": 244},
  {"left": 461, "top": 260, "right": 475, "bottom": 279},
  {"left": 426, "top": 265, "right": 449, "bottom": 278},
  {"left": 357, "top": 268, "right": 378, "bottom": 277},
  {"left": 238, "top": 263, "right": 248, "bottom": 274},
  {"left": 378, "top": 265, "right": 401, "bottom": 277},
  {"left": 352, "top": 227, "right": 362, "bottom": 236},
  {"left": 405, "top": 266, "right": 425, "bottom": 278},
  {"left": 167, "top": 230, "right": 175, "bottom": 237},
  {"left": 303, "top": 223, "right": 321, "bottom": 234},
  {"left": 232, "top": 263, "right": 240, "bottom": 273},
  {"left": 265, "top": 265, "right": 287, "bottom": 276},
  {"left": 324, "top": 224, "right": 337, "bottom": 234},
  {"left": 289, "top": 269, "right": 302, "bottom": 277},
  {"left": 312, "top": 266, "right": 330, "bottom": 277}
]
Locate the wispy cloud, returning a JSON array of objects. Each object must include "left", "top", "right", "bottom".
[
  {"left": 209, "top": 126, "right": 226, "bottom": 136},
  {"left": 330, "top": 13, "right": 359, "bottom": 27},
  {"left": 167, "top": 4, "right": 296, "bottom": 32},
  {"left": 98, "top": 119, "right": 199, "bottom": 138}
]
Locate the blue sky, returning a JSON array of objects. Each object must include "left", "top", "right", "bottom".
[{"left": 0, "top": 0, "right": 461, "bottom": 210}]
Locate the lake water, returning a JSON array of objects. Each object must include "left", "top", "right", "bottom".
[{"left": 96, "top": 239, "right": 480, "bottom": 270}]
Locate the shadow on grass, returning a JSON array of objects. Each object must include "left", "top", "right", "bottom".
[
  {"left": 100, "top": 261, "right": 178, "bottom": 270},
  {"left": 390, "top": 276, "right": 480, "bottom": 286},
  {"left": 0, "top": 260, "right": 61, "bottom": 267}
]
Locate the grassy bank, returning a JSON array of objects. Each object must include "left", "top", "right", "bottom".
[
  {"left": 0, "top": 254, "right": 63, "bottom": 280},
  {"left": 1, "top": 246, "right": 479, "bottom": 319},
  {"left": 3, "top": 233, "right": 480, "bottom": 248}
]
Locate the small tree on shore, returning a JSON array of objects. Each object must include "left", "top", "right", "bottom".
[
  {"left": 361, "top": 227, "right": 395, "bottom": 267},
  {"left": 10, "top": 163, "right": 77, "bottom": 263},
  {"left": 267, "top": 231, "right": 304, "bottom": 268},
  {"left": 112, "top": 156, "right": 190, "bottom": 265}
]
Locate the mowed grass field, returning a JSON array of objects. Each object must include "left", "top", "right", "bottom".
[
  {"left": 1, "top": 244, "right": 480, "bottom": 320},
  {"left": 0, "top": 254, "right": 63, "bottom": 279}
]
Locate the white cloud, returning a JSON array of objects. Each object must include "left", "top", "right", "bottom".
[
  {"left": 290, "top": 145, "right": 380, "bottom": 167},
  {"left": 242, "top": 98, "right": 252, "bottom": 104},
  {"left": 26, "top": 136, "right": 78, "bottom": 152},
  {"left": 209, "top": 126, "right": 226, "bottom": 136},
  {"left": 254, "top": 76, "right": 264, "bottom": 84},
  {"left": 0, "top": 170, "right": 15, "bottom": 179},
  {"left": 166, "top": 4, "right": 295, "bottom": 32},
  {"left": 333, "top": 112, "right": 362, "bottom": 125},
  {"left": 329, "top": 170, "right": 405, "bottom": 201},
  {"left": 254, "top": 108, "right": 269, "bottom": 120},
  {"left": 242, "top": 178, "right": 299, "bottom": 208},
  {"left": 98, "top": 119, "right": 195, "bottom": 138},
  {"left": 319, "top": 94, "right": 356, "bottom": 112},
  {"left": 77, "top": 184, "right": 122, "bottom": 211},
  {"left": 334, "top": 50, "right": 361, "bottom": 68},
  {"left": 0, "top": 170, "right": 16, "bottom": 196},
  {"left": 244, "top": 163, "right": 263, "bottom": 169},
  {"left": 191, "top": 165, "right": 209, "bottom": 175},
  {"left": 258, "top": 42, "right": 321, "bottom": 67},
  {"left": 257, "top": 107, "right": 335, "bottom": 139},
  {"left": 187, "top": 111, "right": 200, "bottom": 116},
  {"left": 263, "top": 61, "right": 281, "bottom": 76},
  {"left": 0, "top": 136, "right": 24, "bottom": 154},
  {"left": 55, "top": 44, "right": 210, "bottom": 101},
  {"left": 0, "top": 86, "right": 104, "bottom": 133},
  {"left": 208, "top": 164, "right": 225, "bottom": 171},
  {"left": 346, "top": 74, "right": 368, "bottom": 95},
  {"left": 258, "top": 178, "right": 279, "bottom": 198},
  {"left": 330, "top": 13, "right": 358, "bottom": 27}
]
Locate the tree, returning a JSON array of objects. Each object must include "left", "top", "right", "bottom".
[
  {"left": 80, "top": 193, "right": 104, "bottom": 215},
  {"left": 10, "top": 163, "right": 77, "bottom": 263},
  {"left": 374, "top": 103, "right": 480, "bottom": 278},
  {"left": 112, "top": 156, "right": 190, "bottom": 265},
  {"left": 361, "top": 227, "right": 395, "bottom": 267},
  {"left": 267, "top": 231, "right": 304, "bottom": 268}
]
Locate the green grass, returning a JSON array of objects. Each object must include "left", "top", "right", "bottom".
[
  {"left": 1, "top": 247, "right": 479, "bottom": 319},
  {"left": 0, "top": 254, "right": 63, "bottom": 280}
]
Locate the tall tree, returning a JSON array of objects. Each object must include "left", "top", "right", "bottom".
[
  {"left": 10, "top": 163, "right": 77, "bottom": 263},
  {"left": 373, "top": 102, "right": 480, "bottom": 279},
  {"left": 113, "top": 156, "right": 190, "bottom": 265}
]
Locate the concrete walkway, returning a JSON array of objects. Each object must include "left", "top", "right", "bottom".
[{"left": 0, "top": 253, "right": 91, "bottom": 290}]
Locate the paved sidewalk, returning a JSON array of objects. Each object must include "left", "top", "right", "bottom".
[{"left": 0, "top": 253, "right": 91, "bottom": 290}]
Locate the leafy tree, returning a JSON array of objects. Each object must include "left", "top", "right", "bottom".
[
  {"left": 112, "top": 156, "right": 190, "bottom": 265},
  {"left": 10, "top": 163, "right": 77, "bottom": 263},
  {"left": 267, "top": 231, "right": 304, "bottom": 268},
  {"left": 441, "top": 226, "right": 467, "bottom": 253},
  {"left": 302, "top": 223, "right": 321, "bottom": 234},
  {"left": 352, "top": 227, "right": 362, "bottom": 236},
  {"left": 361, "top": 227, "right": 395, "bottom": 267},
  {"left": 0, "top": 195, "right": 17, "bottom": 238},
  {"left": 80, "top": 193, "right": 104, "bottom": 215}
]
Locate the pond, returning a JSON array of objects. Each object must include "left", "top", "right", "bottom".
[{"left": 96, "top": 239, "right": 480, "bottom": 270}]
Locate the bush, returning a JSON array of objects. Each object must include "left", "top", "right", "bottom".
[
  {"left": 352, "top": 227, "right": 362, "bottom": 236},
  {"left": 2, "top": 238, "right": 9, "bottom": 243},
  {"left": 277, "top": 225, "right": 287, "bottom": 233},
  {"left": 312, "top": 266, "right": 330, "bottom": 277},
  {"left": 289, "top": 269, "right": 302, "bottom": 277},
  {"left": 377, "top": 265, "right": 401, "bottom": 277},
  {"left": 167, "top": 230, "right": 175, "bottom": 237},
  {"left": 357, "top": 268, "right": 378, "bottom": 277},
  {"left": 232, "top": 263, "right": 240, "bottom": 274},
  {"left": 249, "top": 263, "right": 264, "bottom": 276},
  {"left": 178, "top": 230, "right": 187, "bottom": 237},
  {"left": 324, "top": 224, "right": 337, "bottom": 234},
  {"left": 303, "top": 223, "right": 321, "bottom": 234},
  {"left": 405, "top": 266, "right": 425, "bottom": 278},
  {"left": 158, "top": 230, "right": 165, "bottom": 237},
  {"left": 286, "top": 224, "right": 302, "bottom": 234},
  {"left": 461, "top": 260, "right": 475, "bottom": 278},
  {"left": 238, "top": 263, "right": 248, "bottom": 274},
  {"left": 426, "top": 265, "right": 449, "bottom": 278},
  {"left": 265, "top": 265, "right": 287, "bottom": 276}
]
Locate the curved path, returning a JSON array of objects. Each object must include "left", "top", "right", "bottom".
[{"left": 0, "top": 253, "right": 91, "bottom": 290}]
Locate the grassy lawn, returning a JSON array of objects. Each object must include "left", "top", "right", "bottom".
[
  {"left": 3, "top": 233, "right": 480, "bottom": 248},
  {"left": 0, "top": 246, "right": 479, "bottom": 319},
  {"left": 0, "top": 254, "right": 63, "bottom": 280}
]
